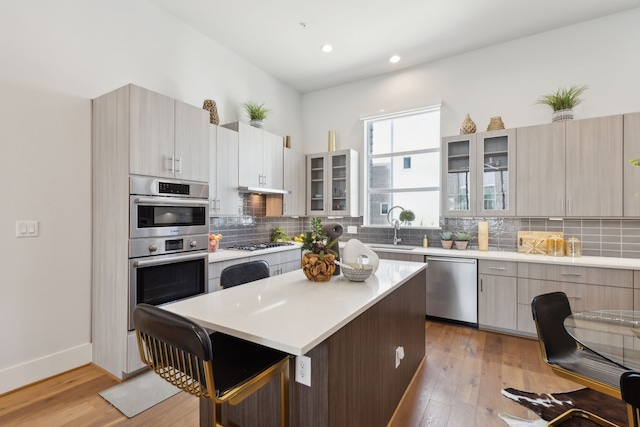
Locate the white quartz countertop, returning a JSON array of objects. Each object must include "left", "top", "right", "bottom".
[
  {"left": 162, "top": 259, "right": 426, "bottom": 356},
  {"left": 364, "top": 243, "right": 640, "bottom": 270}
]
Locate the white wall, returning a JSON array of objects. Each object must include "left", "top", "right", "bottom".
[
  {"left": 0, "top": 0, "right": 302, "bottom": 394},
  {"left": 301, "top": 8, "right": 640, "bottom": 180}
]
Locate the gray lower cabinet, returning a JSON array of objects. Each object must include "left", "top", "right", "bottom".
[
  {"left": 516, "top": 262, "right": 633, "bottom": 335},
  {"left": 208, "top": 250, "right": 302, "bottom": 292},
  {"left": 478, "top": 260, "right": 517, "bottom": 332},
  {"left": 373, "top": 251, "right": 425, "bottom": 262}
]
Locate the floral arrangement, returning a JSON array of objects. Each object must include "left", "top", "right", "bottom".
[{"left": 208, "top": 233, "right": 222, "bottom": 252}]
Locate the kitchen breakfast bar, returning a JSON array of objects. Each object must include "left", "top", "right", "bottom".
[{"left": 163, "top": 259, "right": 427, "bottom": 427}]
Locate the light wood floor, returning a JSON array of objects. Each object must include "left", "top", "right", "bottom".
[{"left": 0, "top": 320, "right": 580, "bottom": 427}]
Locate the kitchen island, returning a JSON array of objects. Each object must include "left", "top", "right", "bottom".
[{"left": 163, "top": 259, "right": 427, "bottom": 427}]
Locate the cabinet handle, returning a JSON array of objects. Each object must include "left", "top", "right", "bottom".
[
  {"left": 480, "top": 278, "right": 483, "bottom": 292},
  {"left": 175, "top": 157, "right": 182, "bottom": 174},
  {"left": 169, "top": 156, "right": 175, "bottom": 173},
  {"left": 561, "top": 273, "right": 582, "bottom": 277},
  {"left": 488, "top": 267, "right": 507, "bottom": 270},
  {"left": 567, "top": 198, "right": 571, "bottom": 215}
]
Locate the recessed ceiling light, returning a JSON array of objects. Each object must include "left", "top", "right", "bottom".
[
  {"left": 389, "top": 55, "right": 401, "bottom": 63},
  {"left": 321, "top": 44, "right": 333, "bottom": 53}
]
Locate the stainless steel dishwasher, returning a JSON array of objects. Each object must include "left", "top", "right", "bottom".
[{"left": 425, "top": 256, "right": 478, "bottom": 325}]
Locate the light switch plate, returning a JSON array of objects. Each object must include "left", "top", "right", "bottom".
[{"left": 16, "top": 220, "right": 39, "bottom": 238}]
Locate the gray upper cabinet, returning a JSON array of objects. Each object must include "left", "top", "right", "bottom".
[
  {"left": 225, "top": 122, "right": 284, "bottom": 190},
  {"left": 565, "top": 115, "right": 623, "bottom": 217},
  {"left": 441, "top": 134, "right": 477, "bottom": 217},
  {"left": 283, "top": 148, "right": 306, "bottom": 216},
  {"left": 476, "top": 129, "right": 516, "bottom": 217},
  {"left": 129, "top": 84, "right": 209, "bottom": 182},
  {"left": 624, "top": 113, "right": 640, "bottom": 217},
  {"left": 209, "top": 125, "right": 240, "bottom": 216},
  {"left": 307, "top": 149, "right": 359, "bottom": 217},
  {"left": 442, "top": 129, "right": 515, "bottom": 217},
  {"left": 516, "top": 122, "right": 566, "bottom": 217}
]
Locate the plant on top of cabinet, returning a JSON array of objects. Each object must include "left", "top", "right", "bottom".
[
  {"left": 242, "top": 100, "right": 270, "bottom": 128},
  {"left": 535, "top": 84, "right": 588, "bottom": 122}
]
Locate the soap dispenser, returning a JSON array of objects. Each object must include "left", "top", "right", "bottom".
[{"left": 423, "top": 235, "right": 428, "bottom": 248}]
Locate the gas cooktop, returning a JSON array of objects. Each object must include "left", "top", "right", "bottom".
[{"left": 226, "top": 242, "right": 294, "bottom": 251}]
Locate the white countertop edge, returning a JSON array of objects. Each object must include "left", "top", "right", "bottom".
[
  {"left": 163, "top": 260, "right": 427, "bottom": 356},
  {"left": 363, "top": 244, "right": 640, "bottom": 270},
  {"left": 208, "top": 243, "right": 301, "bottom": 262}
]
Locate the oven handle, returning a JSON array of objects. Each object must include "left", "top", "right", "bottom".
[
  {"left": 133, "top": 197, "right": 209, "bottom": 206},
  {"left": 133, "top": 252, "right": 208, "bottom": 267}
]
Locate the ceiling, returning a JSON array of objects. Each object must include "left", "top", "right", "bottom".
[{"left": 149, "top": 0, "right": 640, "bottom": 94}]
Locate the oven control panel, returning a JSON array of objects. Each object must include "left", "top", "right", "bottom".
[{"left": 130, "top": 234, "right": 208, "bottom": 258}]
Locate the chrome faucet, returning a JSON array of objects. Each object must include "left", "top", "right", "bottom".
[
  {"left": 392, "top": 219, "right": 402, "bottom": 245},
  {"left": 387, "top": 205, "right": 404, "bottom": 245}
]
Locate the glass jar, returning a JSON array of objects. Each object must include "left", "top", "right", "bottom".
[
  {"left": 565, "top": 237, "right": 582, "bottom": 257},
  {"left": 547, "top": 234, "right": 565, "bottom": 257}
]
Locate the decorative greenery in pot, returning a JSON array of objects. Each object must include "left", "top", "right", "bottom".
[
  {"left": 271, "top": 226, "right": 289, "bottom": 242},
  {"left": 535, "top": 84, "right": 588, "bottom": 122},
  {"left": 439, "top": 231, "right": 453, "bottom": 249},
  {"left": 453, "top": 232, "right": 470, "bottom": 250},
  {"left": 242, "top": 100, "right": 270, "bottom": 128},
  {"left": 300, "top": 217, "right": 338, "bottom": 281},
  {"left": 399, "top": 209, "right": 415, "bottom": 225}
]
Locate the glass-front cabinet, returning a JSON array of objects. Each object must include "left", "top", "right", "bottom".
[
  {"left": 306, "top": 149, "right": 359, "bottom": 217},
  {"left": 442, "top": 129, "right": 516, "bottom": 217},
  {"left": 442, "top": 134, "right": 477, "bottom": 217},
  {"left": 476, "top": 129, "right": 516, "bottom": 217}
]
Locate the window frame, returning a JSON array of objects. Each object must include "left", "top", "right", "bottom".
[{"left": 362, "top": 105, "right": 441, "bottom": 229}]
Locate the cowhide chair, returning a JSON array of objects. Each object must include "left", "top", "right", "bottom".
[{"left": 531, "top": 291, "right": 625, "bottom": 426}]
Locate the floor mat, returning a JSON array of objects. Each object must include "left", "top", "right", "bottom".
[
  {"left": 99, "top": 371, "right": 180, "bottom": 418},
  {"left": 502, "top": 387, "right": 627, "bottom": 427}
]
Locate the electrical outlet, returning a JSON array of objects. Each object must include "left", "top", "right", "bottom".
[
  {"left": 295, "top": 355, "right": 311, "bottom": 387},
  {"left": 347, "top": 226, "right": 357, "bottom": 234}
]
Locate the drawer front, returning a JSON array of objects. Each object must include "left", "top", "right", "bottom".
[
  {"left": 517, "top": 279, "right": 633, "bottom": 333},
  {"left": 518, "top": 262, "right": 633, "bottom": 288},
  {"left": 209, "top": 257, "right": 252, "bottom": 280},
  {"left": 478, "top": 260, "right": 518, "bottom": 276}
]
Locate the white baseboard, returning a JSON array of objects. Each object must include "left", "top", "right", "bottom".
[{"left": 0, "top": 343, "right": 92, "bottom": 395}]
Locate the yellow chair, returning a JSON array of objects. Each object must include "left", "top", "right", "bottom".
[
  {"left": 133, "top": 303, "right": 289, "bottom": 427},
  {"left": 531, "top": 291, "right": 625, "bottom": 426}
]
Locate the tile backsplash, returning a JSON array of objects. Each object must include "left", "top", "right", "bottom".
[{"left": 210, "top": 195, "right": 640, "bottom": 259}]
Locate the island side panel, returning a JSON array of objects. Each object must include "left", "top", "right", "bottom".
[{"left": 294, "top": 269, "right": 426, "bottom": 427}]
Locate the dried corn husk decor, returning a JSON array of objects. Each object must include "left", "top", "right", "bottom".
[
  {"left": 202, "top": 99, "right": 219, "bottom": 125},
  {"left": 301, "top": 253, "right": 336, "bottom": 282},
  {"left": 460, "top": 113, "right": 476, "bottom": 134},
  {"left": 486, "top": 116, "right": 505, "bottom": 131}
]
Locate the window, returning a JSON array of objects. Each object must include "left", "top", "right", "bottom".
[{"left": 363, "top": 106, "right": 440, "bottom": 227}]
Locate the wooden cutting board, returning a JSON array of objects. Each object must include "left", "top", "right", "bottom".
[{"left": 517, "top": 231, "right": 564, "bottom": 255}]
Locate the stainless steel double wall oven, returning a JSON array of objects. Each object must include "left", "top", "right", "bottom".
[{"left": 128, "top": 176, "right": 209, "bottom": 330}]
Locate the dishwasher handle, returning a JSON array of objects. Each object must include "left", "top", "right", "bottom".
[{"left": 425, "top": 257, "right": 476, "bottom": 264}]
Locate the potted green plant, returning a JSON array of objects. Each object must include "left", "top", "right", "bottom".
[
  {"left": 300, "top": 217, "right": 338, "bottom": 281},
  {"left": 242, "top": 100, "right": 270, "bottom": 128},
  {"left": 439, "top": 231, "right": 453, "bottom": 249},
  {"left": 399, "top": 209, "right": 415, "bottom": 225},
  {"left": 453, "top": 232, "right": 470, "bottom": 250},
  {"left": 271, "top": 226, "right": 289, "bottom": 242},
  {"left": 535, "top": 84, "right": 588, "bottom": 122}
]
